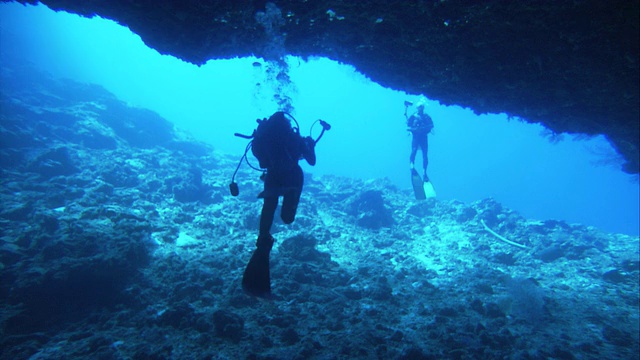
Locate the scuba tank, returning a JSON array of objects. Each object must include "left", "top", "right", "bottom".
[{"left": 229, "top": 113, "right": 330, "bottom": 196}]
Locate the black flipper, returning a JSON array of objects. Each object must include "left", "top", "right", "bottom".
[
  {"left": 411, "top": 168, "right": 426, "bottom": 200},
  {"left": 242, "top": 235, "right": 274, "bottom": 297}
]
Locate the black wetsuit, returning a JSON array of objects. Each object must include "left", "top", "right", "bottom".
[
  {"left": 242, "top": 111, "right": 321, "bottom": 297},
  {"left": 255, "top": 112, "right": 316, "bottom": 245},
  {"left": 408, "top": 111, "right": 434, "bottom": 180}
]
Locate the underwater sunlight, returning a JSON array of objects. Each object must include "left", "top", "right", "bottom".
[{"left": 1, "top": 2, "right": 637, "bottom": 236}]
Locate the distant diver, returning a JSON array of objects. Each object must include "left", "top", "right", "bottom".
[
  {"left": 229, "top": 111, "right": 330, "bottom": 297},
  {"left": 404, "top": 99, "right": 436, "bottom": 199}
]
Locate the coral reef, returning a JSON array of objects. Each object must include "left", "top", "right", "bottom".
[{"left": 1, "top": 58, "right": 638, "bottom": 360}]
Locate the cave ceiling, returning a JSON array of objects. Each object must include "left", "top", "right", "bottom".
[{"left": 10, "top": 0, "right": 640, "bottom": 173}]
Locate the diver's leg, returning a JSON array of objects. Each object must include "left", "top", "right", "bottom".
[
  {"left": 244, "top": 197, "right": 276, "bottom": 297},
  {"left": 281, "top": 190, "right": 301, "bottom": 224},
  {"left": 281, "top": 166, "right": 303, "bottom": 224},
  {"left": 421, "top": 136, "right": 429, "bottom": 181},
  {"left": 259, "top": 196, "right": 278, "bottom": 237},
  {"left": 410, "top": 135, "right": 419, "bottom": 168}
]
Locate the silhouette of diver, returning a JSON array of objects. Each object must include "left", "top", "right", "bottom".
[
  {"left": 230, "top": 111, "right": 330, "bottom": 297},
  {"left": 406, "top": 102, "right": 434, "bottom": 181}
]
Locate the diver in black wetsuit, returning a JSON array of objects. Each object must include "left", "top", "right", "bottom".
[
  {"left": 233, "top": 111, "right": 329, "bottom": 297},
  {"left": 407, "top": 103, "right": 434, "bottom": 181},
  {"left": 253, "top": 111, "right": 316, "bottom": 249}
]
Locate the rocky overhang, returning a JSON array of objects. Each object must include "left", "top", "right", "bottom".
[{"left": 9, "top": 0, "right": 639, "bottom": 173}]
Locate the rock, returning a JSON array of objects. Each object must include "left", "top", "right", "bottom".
[
  {"left": 484, "top": 302, "right": 505, "bottom": 319},
  {"left": 80, "top": 130, "right": 118, "bottom": 150},
  {"left": 279, "top": 234, "right": 330, "bottom": 263},
  {"left": 407, "top": 202, "right": 434, "bottom": 218},
  {"left": 175, "top": 232, "right": 199, "bottom": 247},
  {"left": 455, "top": 206, "right": 477, "bottom": 223},
  {"left": 27, "top": 147, "right": 78, "bottom": 179},
  {"left": 101, "top": 163, "right": 141, "bottom": 188},
  {"left": 100, "top": 99, "right": 175, "bottom": 148},
  {"left": 620, "top": 258, "right": 640, "bottom": 272},
  {"left": 602, "top": 269, "right": 627, "bottom": 284},
  {"left": 602, "top": 324, "right": 634, "bottom": 346},
  {"left": 369, "top": 276, "right": 393, "bottom": 301},
  {"left": 347, "top": 190, "right": 394, "bottom": 229},
  {"left": 474, "top": 198, "right": 504, "bottom": 226},
  {"left": 172, "top": 167, "right": 213, "bottom": 203},
  {"left": 212, "top": 310, "right": 244, "bottom": 342},
  {"left": 437, "top": 307, "right": 458, "bottom": 317},
  {"left": 505, "top": 277, "right": 545, "bottom": 324},
  {"left": 1, "top": 202, "right": 33, "bottom": 221},
  {"left": 492, "top": 252, "right": 517, "bottom": 266},
  {"left": 157, "top": 303, "right": 196, "bottom": 329},
  {"left": 536, "top": 245, "right": 566, "bottom": 262},
  {"left": 280, "top": 328, "right": 300, "bottom": 346},
  {"left": 399, "top": 347, "right": 436, "bottom": 360},
  {"left": 470, "top": 298, "right": 485, "bottom": 315},
  {"left": 342, "top": 286, "right": 363, "bottom": 300}
]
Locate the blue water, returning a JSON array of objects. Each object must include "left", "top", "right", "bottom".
[{"left": 1, "top": 2, "right": 638, "bottom": 236}]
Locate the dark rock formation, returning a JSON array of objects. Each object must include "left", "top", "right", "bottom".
[
  {"left": 347, "top": 189, "right": 395, "bottom": 229},
  {"left": 212, "top": 310, "right": 245, "bottom": 342},
  {"left": 9, "top": 0, "right": 640, "bottom": 173}
]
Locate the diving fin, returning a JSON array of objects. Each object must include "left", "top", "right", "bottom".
[
  {"left": 423, "top": 181, "right": 436, "bottom": 198},
  {"left": 242, "top": 235, "right": 274, "bottom": 297},
  {"left": 411, "top": 168, "right": 426, "bottom": 200}
]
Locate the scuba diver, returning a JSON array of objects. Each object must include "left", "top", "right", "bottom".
[
  {"left": 404, "top": 100, "right": 436, "bottom": 199},
  {"left": 229, "top": 111, "right": 330, "bottom": 297}
]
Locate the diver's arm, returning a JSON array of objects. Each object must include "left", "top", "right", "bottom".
[
  {"left": 301, "top": 136, "right": 316, "bottom": 166},
  {"left": 407, "top": 115, "right": 417, "bottom": 132},
  {"left": 423, "top": 113, "right": 434, "bottom": 133}
]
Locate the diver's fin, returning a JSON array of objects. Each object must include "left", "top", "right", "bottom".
[
  {"left": 242, "top": 247, "right": 271, "bottom": 297},
  {"left": 411, "top": 168, "right": 426, "bottom": 200},
  {"left": 423, "top": 181, "right": 437, "bottom": 198},
  {"left": 242, "top": 235, "right": 274, "bottom": 297}
]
